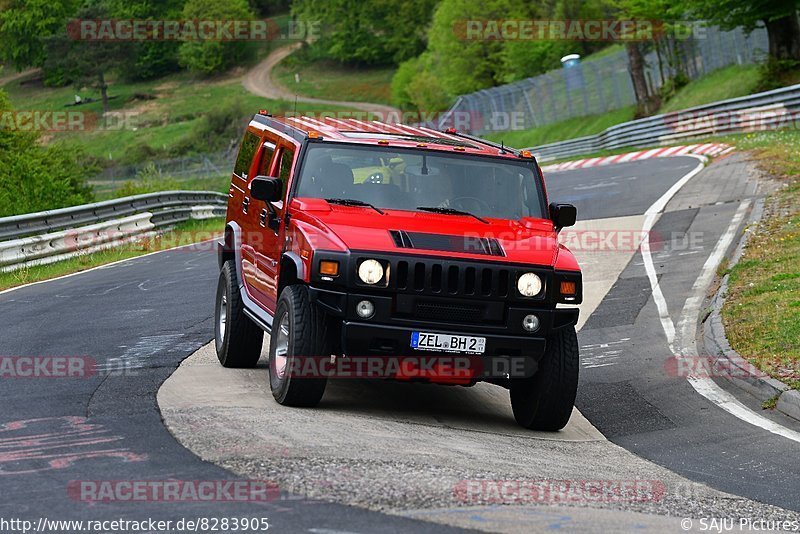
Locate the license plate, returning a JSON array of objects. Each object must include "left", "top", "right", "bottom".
[{"left": 410, "top": 332, "right": 486, "bottom": 354}]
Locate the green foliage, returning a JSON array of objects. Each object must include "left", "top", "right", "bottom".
[
  {"left": 0, "top": 0, "right": 78, "bottom": 70},
  {"left": 0, "top": 90, "right": 93, "bottom": 216},
  {"left": 105, "top": 0, "right": 186, "bottom": 81},
  {"left": 43, "top": 2, "right": 130, "bottom": 112},
  {"left": 178, "top": 0, "right": 255, "bottom": 75},
  {"left": 672, "top": 0, "right": 797, "bottom": 33},
  {"left": 756, "top": 57, "right": 800, "bottom": 91},
  {"left": 391, "top": 56, "right": 422, "bottom": 111},
  {"left": 292, "top": 0, "right": 438, "bottom": 65},
  {"left": 392, "top": 0, "right": 611, "bottom": 110}
]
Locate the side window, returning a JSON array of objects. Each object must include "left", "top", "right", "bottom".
[
  {"left": 259, "top": 140, "right": 277, "bottom": 176},
  {"left": 234, "top": 131, "right": 260, "bottom": 178},
  {"left": 279, "top": 148, "right": 295, "bottom": 182},
  {"left": 270, "top": 148, "right": 295, "bottom": 202}
]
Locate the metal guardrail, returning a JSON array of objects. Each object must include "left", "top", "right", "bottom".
[
  {"left": 527, "top": 83, "right": 800, "bottom": 162},
  {"left": 0, "top": 191, "right": 227, "bottom": 272}
]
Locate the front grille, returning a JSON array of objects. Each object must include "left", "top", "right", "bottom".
[
  {"left": 392, "top": 259, "right": 511, "bottom": 299},
  {"left": 415, "top": 301, "right": 484, "bottom": 323}
]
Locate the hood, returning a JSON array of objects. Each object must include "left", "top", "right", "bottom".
[{"left": 290, "top": 198, "right": 564, "bottom": 267}]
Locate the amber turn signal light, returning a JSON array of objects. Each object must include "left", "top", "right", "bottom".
[
  {"left": 560, "top": 281, "right": 577, "bottom": 295},
  {"left": 319, "top": 260, "right": 339, "bottom": 277}
]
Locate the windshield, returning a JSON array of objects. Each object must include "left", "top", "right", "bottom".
[{"left": 294, "top": 144, "right": 547, "bottom": 220}]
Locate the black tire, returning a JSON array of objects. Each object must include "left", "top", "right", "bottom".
[
  {"left": 214, "top": 260, "right": 264, "bottom": 368},
  {"left": 269, "top": 284, "right": 329, "bottom": 407},
  {"left": 510, "top": 325, "right": 579, "bottom": 431}
]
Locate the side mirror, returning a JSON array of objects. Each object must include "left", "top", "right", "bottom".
[
  {"left": 549, "top": 202, "right": 577, "bottom": 230},
  {"left": 250, "top": 176, "right": 282, "bottom": 202}
]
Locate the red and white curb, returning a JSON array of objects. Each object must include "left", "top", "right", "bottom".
[{"left": 540, "top": 143, "right": 735, "bottom": 173}]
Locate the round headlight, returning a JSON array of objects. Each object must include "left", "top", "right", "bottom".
[
  {"left": 517, "top": 273, "right": 543, "bottom": 297},
  {"left": 358, "top": 259, "right": 384, "bottom": 285}
]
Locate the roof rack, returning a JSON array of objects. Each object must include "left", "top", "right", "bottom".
[
  {"left": 253, "top": 113, "right": 307, "bottom": 142},
  {"left": 443, "top": 130, "right": 521, "bottom": 157}
]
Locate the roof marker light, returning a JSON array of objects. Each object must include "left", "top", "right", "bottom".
[
  {"left": 417, "top": 143, "right": 427, "bottom": 147},
  {"left": 520, "top": 150, "right": 533, "bottom": 158},
  {"left": 445, "top": 127, "right": 457, "bottom": 134},
  {"left": 378, "top": 140, "right": 390, "bottom": 145},
  {"left": 308, "top": 131, "right": 321, "bottom": 139},
  {"left": 453, "top": 146, "right": 465, "bottom": 151},
  {"left": 259, "top": 109, "right": 270, "bottom": 116}
]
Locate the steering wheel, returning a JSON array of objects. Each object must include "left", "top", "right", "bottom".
[{"left": 450, "top": 196, "right": 491, "bottom": 213}]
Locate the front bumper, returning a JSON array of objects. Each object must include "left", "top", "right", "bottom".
[
  {"left": 308, "top": 286, "right": 578, "bottom": 382},
  {"left": 306, "top": 250, "right": 580, "bottom": 383}
]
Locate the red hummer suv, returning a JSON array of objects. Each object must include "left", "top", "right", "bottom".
[{"left": 215, "top": 114, "right": 582, "bottom": 431}]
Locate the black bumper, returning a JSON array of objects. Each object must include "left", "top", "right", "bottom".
[{"left": 308, "top": 286, "right": 578, "bottom": 374}]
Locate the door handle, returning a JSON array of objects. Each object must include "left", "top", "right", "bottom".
[
  {"left": 259, "top": 208, "right": 268, "bottom": 227},
  {"left": 242, "top": 197, "right": 250, "bottom": 214}
]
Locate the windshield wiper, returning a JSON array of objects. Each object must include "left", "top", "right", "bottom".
[
  {"left": 416, "top": 206, "right": 488, "bottom": 224},
  {"left": 325, "top": 198, "right": 384, "bottom": 215}
]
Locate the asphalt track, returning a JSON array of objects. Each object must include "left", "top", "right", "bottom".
[{"left": 2, "top": 154, "right": 799, "bottom": 532}]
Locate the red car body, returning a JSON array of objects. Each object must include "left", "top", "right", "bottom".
[{"left": 218, "top": 114, "right": 581, "bottom": 388}]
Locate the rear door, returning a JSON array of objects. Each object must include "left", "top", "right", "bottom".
[
  {"left": 252, "top": 139, "right": 297, "bottom": 313},
  {"left": 231, "top": 128, "right": 263, "bottom": 295},
  {"left": 243, "top": 133, "right": 279, "bottom": 308}
]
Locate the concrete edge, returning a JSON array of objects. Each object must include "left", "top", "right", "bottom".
[{"left": 701, "top": 194, "right": 800, "bottom": 422}]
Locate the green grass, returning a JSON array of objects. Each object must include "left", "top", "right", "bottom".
[
  {"left": 659, "top": 64, "right": 762, "bottom": 113},
  {"left": 485, "top": 106, "right": 636, "bottom": 149},
  {"left": 273, "top": 58, "right": 395, "bottom": 106},
  {"left": 4, "top": 71, "right": 352, "bottom": 162},
  {"left": 719, "top": 131, "right": 800, "bottom": 390},
  {"left": 0, "top": 217, "right": 225, "bottom": 291}
]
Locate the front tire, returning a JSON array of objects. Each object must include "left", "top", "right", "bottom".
[
  {"left": 269, "top": 285, "right": 329, "bottom": 407},
  {"left": 510, "top": 325, "right": 579, "bottom": 431},
  {"left": 215, "top": 261, "right": 264, "bottom": 368}
]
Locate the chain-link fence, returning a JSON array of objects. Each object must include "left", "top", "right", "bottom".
[
  {"left": 88, "top": 151, "right": 236, "bottom": 196},
  {"left": 436, "top": 26, "right": 768, "bottom": 135}
]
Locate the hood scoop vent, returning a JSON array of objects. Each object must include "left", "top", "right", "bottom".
[{"left": 390, "top": 230, "right": 505, "bottom": 257}]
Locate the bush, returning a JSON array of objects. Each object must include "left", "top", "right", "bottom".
[
  {"left": 171, "top": 99, "right": 249, "bottom": 155},
  {"left": 391, "top": 56, "right": 421, "bottom": 110},
  {"left": 0, "top": 90, "right": 93, "bottom": 216},
  {"left": 178, "top": 0, "right": 256, "bottom": 75}
]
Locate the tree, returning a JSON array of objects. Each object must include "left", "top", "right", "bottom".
[
  {"left": 178, "top": 0, "right": 255, "bottom": 75},
  {"left": 292, "top": 0, "right": 438, "bottom": 65},
  {"left": 43, "top": 2, "right": 130, "bottom": 113},
  {"left": 676, "top": 0, "right": 800, "bottom": 62},
  {"left": 0, "top": 90, "right": 93, "bottom": 217},
  {"left": 0, "top": 0, "right": 78, "bottom": 70}
]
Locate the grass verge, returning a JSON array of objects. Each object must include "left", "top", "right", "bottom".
[
  {"left": 0, "top": 217, "right": 224, "bottom": 292},
  {"left": 485, "top": 107, "right": 636, "bottom": 148},
  {"left": 660, "top": 64, "right": 762, "bottom": 113},
  {"left": 273, "top": 57, "right": 395, "bottom": 106},
  {"left": 720, "top": 131, "right": 800, "bottom": 390}
]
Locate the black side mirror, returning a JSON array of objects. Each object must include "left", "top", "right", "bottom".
[
  {"left": 549, "top": 202, "right": 577, "bottom": 230},
  {"left": 250, "top": 176, "right": 282, "bottom": 202}
]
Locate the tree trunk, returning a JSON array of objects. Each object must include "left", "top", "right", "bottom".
[
  {"left": 764, "top": 12, "right": 800, "bottom": 61},
  {"left": 98, "top": 71, "right": 109, "bottom": 115},
  {"left": 626, "top": 42, "right": 658, "bottom": 116}
]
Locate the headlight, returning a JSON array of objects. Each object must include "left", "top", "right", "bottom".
[
  {"left": 358, "top": 259, "right": 384, "bottom": 284},
  {"left": 517, "top": 272, "right": 543, "bottom": 297}
]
